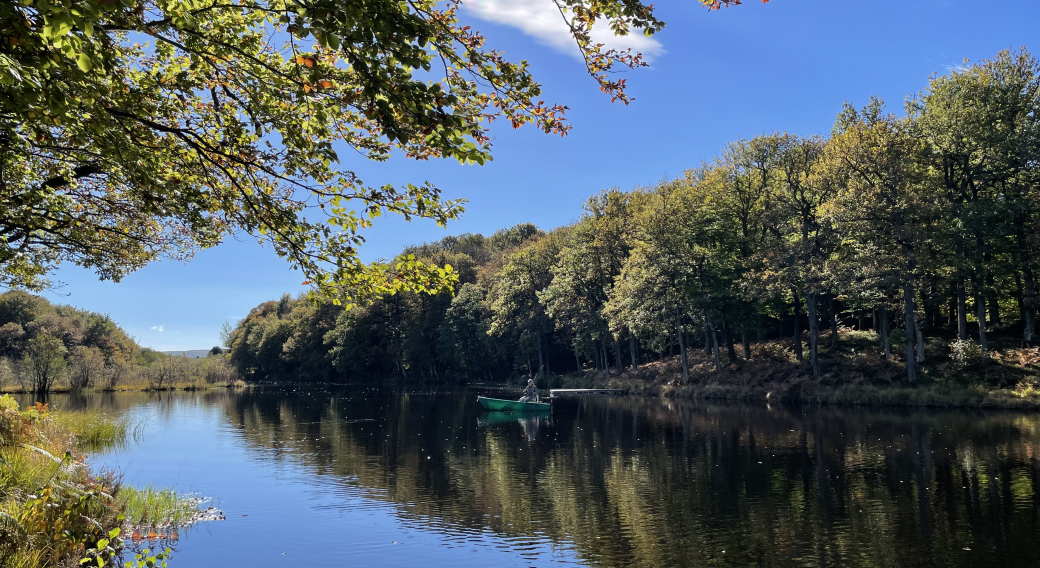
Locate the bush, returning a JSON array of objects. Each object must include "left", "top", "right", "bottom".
[
  {"left": 756, "top": 342, "right": 792, "bottom": 362},
  {"left": 105, "top": 361, "right": 132, "bottom": 390},
  {"left": 949, "top": 338, "right": 985, "bottom": 366},
  {"left": 888, "top": 329, "right": 908, "bottom": 347},
  {"left": 69, "top": 345, "right": 105, "bottom": 390},
  {"left": 202, "top": 357, "right": 238, "bottom": 384}
]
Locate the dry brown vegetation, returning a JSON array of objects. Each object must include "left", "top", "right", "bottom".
[{"left": 557, "top": 329, "right": 1040, "bottom": 409}]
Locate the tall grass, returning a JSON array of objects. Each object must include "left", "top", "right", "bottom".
[
  {"left": 0, "top": 396, "right": 199, "bottom": 567},
  {"left": 49, "top": 409, "right": 137, "bottom": 450},
  {"left": 118, "top": 486, "right": 200, "bottom": 528}
]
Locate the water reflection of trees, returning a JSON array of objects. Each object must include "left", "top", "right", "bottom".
[{"left": 211, "top": 390, "right": 1040, "bottom": 568}]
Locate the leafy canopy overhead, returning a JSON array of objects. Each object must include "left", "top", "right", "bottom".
[{"left": 0, "top": 0, "right": 751, "bottom": 301}]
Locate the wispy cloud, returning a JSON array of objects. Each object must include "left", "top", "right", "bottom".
[
  {"left": 150, "top": 325, "right": 164, "bottom": 332},
  {"left": 463, "top": 0, "right": 664, "bottom": 62}
]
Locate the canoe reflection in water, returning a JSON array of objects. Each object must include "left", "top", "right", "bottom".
[{"left": 478, "top": 411, "right": 551, "bottom": 441}]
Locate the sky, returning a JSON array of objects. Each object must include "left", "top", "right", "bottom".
[{"left": 37, "top": 0, "right": 1040, "bottom": 351}]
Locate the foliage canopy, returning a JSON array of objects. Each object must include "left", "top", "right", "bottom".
[{"left": 0, "top": 0, "right": 747, "bottom": 300}]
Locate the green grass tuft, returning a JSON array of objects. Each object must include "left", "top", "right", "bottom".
[
  {"left": 49, "top": 410, "right": 136, "bottom": 451},
  {"left": 118, "top": 486, "right": 200, "bottom": 528}
]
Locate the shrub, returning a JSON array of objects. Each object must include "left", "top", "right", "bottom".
[
  {"left": 68, "top": 345, "right": 105, "bottom": 390},
  {"left": 756, "top": 342, "right": 792, "bottom": 362},
  {"left": 949, "top": 339, "right": 984, "bottom": 366},
  {"left": 105, "top": 361, "right": 132, "bottom": 390},
  {"left": 888, "top": 329, "right": 908, "bottom": 347},
  {"left": 203, "top": 357, "right": 238, "bottom": 384}
]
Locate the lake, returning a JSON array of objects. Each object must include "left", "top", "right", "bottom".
[{"left": 31, "top": 387, "right": 1040, "bottom": 567}]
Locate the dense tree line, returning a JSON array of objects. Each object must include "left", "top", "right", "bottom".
[
  {"left": 226, "top": 49, "right": 1040, "bottom": 385},
  {"left": 0, "top": 290, "right": 238, "bottom": 391}
]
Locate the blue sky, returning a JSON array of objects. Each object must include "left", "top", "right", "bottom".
[{"left": 42, "top": 0, "right": 1040, "bottom": 351}]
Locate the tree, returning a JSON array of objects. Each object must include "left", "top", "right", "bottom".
[
  {"left": 542, "top": 190, "right": 635, "bottom": 373},
  {"left": 745, "top": 134, "right": 834, "bottom": 378},
  {"left": 21, "top": 330, "right": 67, "bottom": 392},
  {"left": 713, "top": 135, "right": 784, "bottom": 360},
  {"left": 68, "top": 344, "right": 104, "bottom": 389},
  {"left": 1, "top": 0, "right": 750, "bottom": 300},
  {"left": 151, "top": 355, "right": 181, "bottom": 389},
  {"left": 911, "top": 48, "right": 1040, "bottom": 344},
  {"left": 487, "top": 233, "right": 564, "bottom": 378},
  {"left": 437, "top": 283, "right": 500, "bottom": 377},
  {"left": 825, "top": 99, "right": 934, "bottom": 382}
]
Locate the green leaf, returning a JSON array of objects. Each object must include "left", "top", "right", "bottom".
[{"left": 77, "top": 53, "right": 93, "bottom": 72}]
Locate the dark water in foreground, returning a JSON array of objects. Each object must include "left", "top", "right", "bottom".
[{"left": 32, "top": 388, "right": 1040, "bottom": 567}]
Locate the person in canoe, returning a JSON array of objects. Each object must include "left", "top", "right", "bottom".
[{"left": 519, "top": 378, "right": 540, "bottom": 403}]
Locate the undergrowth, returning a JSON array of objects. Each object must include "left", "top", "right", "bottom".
[
  {"left": 0, "top": 396, "right": 199, "bottom": 567},
  {"left": 558, "top": 329, "right": 1040, "bottom": 409}
]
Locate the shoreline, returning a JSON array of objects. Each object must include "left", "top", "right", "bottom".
[
  {"left": 542, "top": 347, "right": 1040, "bottom": 410},
  {"left": 0, "top": 381, "right": 249, "bottom": 395}
]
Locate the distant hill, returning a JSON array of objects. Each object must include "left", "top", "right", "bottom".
[{"left": 163, "top": 350, "right": 212, "bottom": 359}]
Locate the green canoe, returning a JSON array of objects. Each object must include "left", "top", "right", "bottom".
[{"left": 477, "top": 396, "right": 550, "bottom": 412}]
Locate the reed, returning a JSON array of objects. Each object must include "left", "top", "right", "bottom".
[
  {"left": 118, "top": 486, "right": 200, "bottom": 528},
  {"left": 49, "top": 409, "right": 136, "bottom": 450}
]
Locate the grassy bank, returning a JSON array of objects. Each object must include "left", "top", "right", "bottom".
[
  {"left": 0, "top": 396, "right": 203, "bottom": 567},
  {"left": 0, "top": 379, "right": 249, "bottom": 395},
  {"left": 548, "top": 329, "right": 1040, "bottom": 410}
]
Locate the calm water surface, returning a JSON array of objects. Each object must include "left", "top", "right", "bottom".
[{"left": 33, "top": 388, "right": 1040, "bottom": 567}]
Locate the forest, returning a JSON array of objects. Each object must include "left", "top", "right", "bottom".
[
  {"left": 225, "top": 49, "right": 1040, "bottom": 388},
  {"left": 0, "top": 290, "right": 239, "bottom": 392}
]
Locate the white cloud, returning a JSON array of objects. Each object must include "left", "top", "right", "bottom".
[
  {"left": 463, "top": 0, "right": 664, "bottom": 62},
  {"left": 150, "top": 325, "right": 164, "bottom": 332}
]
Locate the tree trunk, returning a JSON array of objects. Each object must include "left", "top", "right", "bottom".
[
  {"left": 742, "top": 331, "right": 750, "bottom": 362},
  {"left": 1016, "top": 271, "right": 1027, "bottom": 325},
  {"left": 948, "top": 283, "right": 957, "bottom": 330},
  {"left": 903, "top": 243, "right": 918, "bottom": 383},
  {"left": 879, "top": 305, "right": 891, "bottom": 360},
  {"left": 792, "top": 293, "right": 804, "bottom": 363},
  {"left": 537, "top": 333, "right": 545, "bottom": 378},
  {"left": 574, "top": 347, "right": 583, "bottom": 376},
  {"left": 828, "top": 295, "right": 840, "bottom": 350},
  {"left": 956, "top": 234, "right": 968, "bottom": 340},
  {"left": 721, "top": 316, "right": 738, "bottom": 363},
  {"left": 676, "top": 310, "right": 689, "bottom": 382},
  {"left": 1017, "top": 217, "right": 1037, "bottom": 343},
  {"left": 614, "top": 337, "right": 623, "bottom": 372},
  {"left": 545, "top": 336, "right": 551, "bottom": 375},
  {"left": 629, "top": 333, "right": 638, "bottom": 368},
  {"left": 974, "top": 231, "right": 989, "bottom": 353},
  {"left": 915, "top": 321, "right": 925, "bottom": 363},
  {"left": 602, "top": 340, "right": 610, "bottom": 374},
  {"left": 706, "top": 314, "right": 722, "bottom": 372},
  {"left": 807, "top": 289, "right": 821, "bottom": 379},
  {"left": 986, "top": 267, "right": 1001, "bottom": 327}
]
